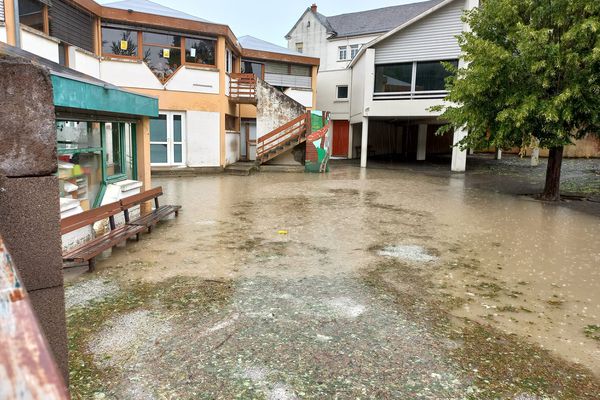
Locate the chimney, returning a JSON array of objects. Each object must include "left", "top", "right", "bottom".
[{"left": 311, "top": 4, "right": 317, "bottom": 13}]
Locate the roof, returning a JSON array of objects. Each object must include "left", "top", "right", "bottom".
[
  {"left": 286, "top": 0, "right": 445, "bottom": 39},
  {"left": 102, "top": 0, "right": 211, "bottom": 23},
  {"left": 239, "top": 35, "right": 303, "bottom": 57},
  {"left": 0, "top": 42, "right": 158, "bottom": 117}
]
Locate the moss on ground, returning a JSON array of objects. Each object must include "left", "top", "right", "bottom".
[
  {"left": 363, "top": 260, "right": 600, "bottom": 399},
  {"left": 67, "top": 277, "right": 233, "bottom": 399}
]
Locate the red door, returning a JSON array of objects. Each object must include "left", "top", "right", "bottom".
[{"left": 332, "top": 120, "right": 350, "bottom": 157}]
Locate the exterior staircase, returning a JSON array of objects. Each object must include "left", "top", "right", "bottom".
[{"left": 256, "top": 112, "right": 311, "bottom": 165}]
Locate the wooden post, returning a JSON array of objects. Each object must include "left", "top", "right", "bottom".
[{"left": 136, "top": 116, "right": 152, "bottom": 214}]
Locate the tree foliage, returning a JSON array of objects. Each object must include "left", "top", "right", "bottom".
[{"left": 434, "top": 0, "right": 600, "bottom": 153}]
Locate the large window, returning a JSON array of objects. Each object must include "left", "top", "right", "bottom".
[
  {"left": 18, "top": 0, "right": 46, "bottom": 32},
  {"left": 143, "top": 32, "right": 182, "bottom": 82},
  {"left": 375, "top": 63, "right": 413, "bottom": 93},
  {"left": 415, "top": 60, "right": 458, "bottom": 91},
  {"left": 102, "top": 27, "right": 139, "bottom": 57},
  {"left": 374, "top": 60, "right": 458, "bottom": 95},
  {"left": 242, "top": 60, "right": 264, "bottom": 78},
  {"left": 101, "top": 26, "right": 217, "bottom": 82}
]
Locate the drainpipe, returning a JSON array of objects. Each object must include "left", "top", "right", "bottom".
[{"left": 13, "top": 0, "right": 21, "bottom": 47}]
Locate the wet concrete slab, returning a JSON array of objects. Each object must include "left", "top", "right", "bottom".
[{"left": 65, "top": 164, "right": 600, "bottom": 399}]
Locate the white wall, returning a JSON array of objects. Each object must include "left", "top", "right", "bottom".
[
  {"left": 186, "top": 111, "right": 221, "bottom": 167},
  {"left": 165, "top": 66, "right": 220, "bottom": 94},
  {"left": 286, "top": 10, "right": 329, "bottom": 69},
  {"left": 324, "top": 35, "right": 379, "bottom": 71},
  {"left": 20, "top": 28, "right": 59, "bottom": 63},
  {"left": 100, "top": 59, "right": 163, "bottom": 90},
  {"left": 284, "top": 88, "right": 313, "bottom": 108},
  {"left": 350, "top": 52, "right": 366, "bottom": 123},
  {"left": 225, "top": 132, "right": 240, "bottom": 166},
  {"left": 317, "top": 68, "right": 351, "bottom": 119},
  {"left": 69, "top": 48, "right": 100, "bottom": 79},
  {"left": 374, "top": 0, "right": 463, "bottom": 64},
  {"left": 0, "top": 26, "right": 6, "bottom": 44}
]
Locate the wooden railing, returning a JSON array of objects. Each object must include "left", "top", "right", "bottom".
[
  {"left": 229, "top": 73, "right": 257, "bottom": 103},
  {"left": 256, "top": 112, "right": 311, "bottom": 163}
]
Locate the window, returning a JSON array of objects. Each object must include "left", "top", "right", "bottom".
[
  {"left": 150, "top": 113, "right": 185, "bottom": 165},
  {"left": 143, "top": 32, "right": 182, "bottom": 82},
  {"left": 242, "top": 60, "right": 264, "bottom": 78},
  {"left": 185, "top": 37, "right": 216, "bottom": 65},
  {"left": 338, "top": 46, "right": 347, "bottom": 61},
  {"left": 350, "top": 44, "right": 360, "bottom": 59},
  {"left": 375, "top": 63, "right": 413, "bottom": 93},
  {"left": 296, "top": 42, "right": 304, "bottom": 54},
  {"left": 415, "top": 60, "right": 458, "bottom": 91},
  {"left": 102, "top": 27, "right": 139, "bottom": 57},
  {"left": 18, "top": 0, "right": 46, "bottom": 32},
  {"left": 225, "top": 49, "right": 234, "bottom": 73},
  {"left": 336, "top": 85, "right": 349, "bottom": 99},
  {"left": 105, "top": 123, "right": 125, "bottom": 177}
]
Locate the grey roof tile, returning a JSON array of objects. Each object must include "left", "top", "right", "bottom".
[
  {"left": 239, "top": 35, "right": 303, "bottom": 57},
  {"left": 103, "top": 0, "right": 211, "bottom": 23}
]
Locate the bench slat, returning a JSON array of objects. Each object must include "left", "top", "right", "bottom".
[
  {"left": 121, "top": 187, "right": 164, "bottom": 209},
  {"left": 128, "top": 205, "right": 181, "bottom": 227},
  {"left": 60, "top": 202, "right": 122, "bottom": 235},
  {"left": 63, "top": 225, "right": 145, "bottom": 262}
]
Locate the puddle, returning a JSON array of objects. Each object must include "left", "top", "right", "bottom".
[{"left": 65, "top": 165, "right": 600, "bottom": 397}]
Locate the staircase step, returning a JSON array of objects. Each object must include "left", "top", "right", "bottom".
[{"left": 224, "top": 162, "right": 258, "bottom": 176}]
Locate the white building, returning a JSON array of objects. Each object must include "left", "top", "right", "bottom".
[{"left": 287, "top": 0, "right": 478, "bottom": 171}]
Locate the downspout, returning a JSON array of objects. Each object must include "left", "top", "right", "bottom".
[{"left": 13, "top": 0, "right": 21, "bottom": 47}]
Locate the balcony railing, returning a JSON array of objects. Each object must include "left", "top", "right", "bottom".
[
  {"left": 373, "top": 90, "right": 448, "bottom": 101},
  {"left": 229, "top": 73, "right": 257, "bottom": 104}
]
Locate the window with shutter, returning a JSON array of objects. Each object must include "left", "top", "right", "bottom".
[{"left": 49, "top": 0, "right": 94, "bottom": 53}]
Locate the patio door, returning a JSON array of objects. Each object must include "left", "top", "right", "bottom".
[{"left": 150, "top": 112, "right": 185, "bottom": 166}]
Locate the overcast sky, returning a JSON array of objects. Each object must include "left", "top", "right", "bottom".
[{"left": 98, "top": 0, "right": 430, "bottom": 47}]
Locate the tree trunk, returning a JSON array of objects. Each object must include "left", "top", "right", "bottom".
[{"left": 541, "top": 146, "right": 564, "bottom": 201}]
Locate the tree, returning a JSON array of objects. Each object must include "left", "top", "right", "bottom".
[{"left": 433, "top": 0, "right": 600, "bottom": 200}]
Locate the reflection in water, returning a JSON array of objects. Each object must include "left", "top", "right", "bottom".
[{"left": 81, "top": 166, "right": 600, "bottom": 374}]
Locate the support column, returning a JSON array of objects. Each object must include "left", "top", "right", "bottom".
[
  {"left": 360, "top": 117, "right": 369, "bottom": 168},
  {"left": 136, "top": 117, "right": 153, "bottom": 214},
  {"left": 348, "top": 122, "right": 354, "bottom": 159},
  {"left": 451, "top": 127, "right": 468, "bottom": 172},
  {"left": 417, "top": 124, "right": 428, "bottom": 161},
  {"left": 495, "top": 148, "right": 502, "bottom": 160}
]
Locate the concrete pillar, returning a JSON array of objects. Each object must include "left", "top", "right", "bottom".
[
  {"left": 417, "top": 124, "right": 428, "bottom": 161},
  {"left": 360, "top": 117, "right": 369, "bottom": 168},
  {"left": 451, "top": 127, "right": 468, "bottom": 172},
  {"left": 0, "top": 56, "right": 68, "bottom": 381},
  {"left": 495, "top": 148, "right": 502, "bottom": 160},
  {"left": 136, "top": 117, "right": 153, "bottom": 214},
  {"left": 348, "top": 122, "right": 354, "bottom": 159},
  {"left": 531, "top": 138, "right": 540, "bottom": 166}
]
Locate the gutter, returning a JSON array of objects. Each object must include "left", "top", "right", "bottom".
[{"left": 13, "top": 0, "right": 20, "bottom": 47}]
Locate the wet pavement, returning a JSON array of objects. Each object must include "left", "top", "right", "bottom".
[{"left": 65, "top": 160, "right": 600, "bottom": 399}]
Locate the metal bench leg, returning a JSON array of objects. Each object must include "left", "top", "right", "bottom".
[
  {"left": 136, "top": 233, "right": 140, "bottom": 242},
  {"left": 88, "top": 258, "right": 96, "bottom": 273},
  {"left": 175, "top": 210, "right": 179, "bottom": 217},
  {"left": 148, "top": 225, "right": 153, "bottom": 234}
]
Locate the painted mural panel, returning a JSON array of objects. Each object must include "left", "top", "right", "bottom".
[{"left": 305, "top": 111, "right": 333, "bottom": 173}]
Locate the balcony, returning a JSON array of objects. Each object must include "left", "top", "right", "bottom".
[{"left": 229, "top": 73, "right": 257, "bottom": 104}]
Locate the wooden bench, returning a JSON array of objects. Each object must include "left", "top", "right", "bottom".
[
  {"left": 61, "top": 202, "right": 146, "bottom": 271},
  {"left": 120, "top": 186, "right": 181, "bottom": 232}
]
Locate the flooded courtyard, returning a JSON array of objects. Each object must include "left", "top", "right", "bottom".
[{"left": 65, "top": 162, "right": 600, "bottom": 399}]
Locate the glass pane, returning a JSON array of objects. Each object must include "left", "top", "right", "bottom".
[
  {"left": 124, "top": 123, "right": 135, "bottom": 179},
  {"left": 58, "top": 151, "right": 102, "bottom": 211},
  {"left": 173, "top": 115, "right": 182, "bottom": 142},
  {"left": 19, "top": 0, "right": 44, "bottom": 31},
  {"left": 151, "top": 144, "right": 168, "bottom": 164},
  {"left": 143, "top": 32, "right": 181, "bottom": 47},
  {"left": 375, "top": 63, "right": 413, "bottom": 93},
  {"left": 185, "top": 38, "right": 216, "bottom": 65},
  {"left": 337, "top": 86, "right": 348, "bottom": 99},
  {"left": 150, "top": 115, "right": 168, "bottom": 142},
  {"left": 415, "top": 60, "right": 458, "bottom": 91},
  {"left": 242, "top": 61, "right": 263, "bottom": 77},
  {"left": 174, "top": 144, "right": 183, "bottom": 164},
  {"left": 143, "top": 45, "right": 181, "bottom": 81},
  {"left": 102, "top": 28, "right": 138, "bottom": 57},
  {"left": 111, "top": 123, "right": 123, "bottom": 176},
  {"left": 57, "top": 121, "right": 101, "bottom": 150}
]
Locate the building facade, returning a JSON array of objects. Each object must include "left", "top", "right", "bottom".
[{"left": 1, "top": 0, "right": 319, "bottom": 174}]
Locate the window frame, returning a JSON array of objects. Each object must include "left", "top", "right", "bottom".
[
  {"left": 350, "top": 44, "right": 360, "bottom": 59},
  {"left": 183, "top": 37, "right": 217, "bottom": 67},
  {"left": 338, "top": 46, "right": 347, "bottom": 61},
  {"left": 336, "top": 85, "right": 349, "bottom": 100},
  {"left": 18, "top": 0, "right": 49, "bottom": 34},
  {"left": 295, "top": 42, "right": 303, "bottom": 54}
]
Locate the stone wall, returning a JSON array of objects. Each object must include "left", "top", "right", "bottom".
[
  {"left": 256, "top": 78, "right": 307, "bottom": 165},
  {"left": 0, "top": 55, "right": 69, "bottom": 381}
]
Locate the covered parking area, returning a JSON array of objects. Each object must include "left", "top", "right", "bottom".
[{"left": 351, "top": 117, "right": 468, "bottom": 170}]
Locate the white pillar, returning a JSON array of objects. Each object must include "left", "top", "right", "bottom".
[
  {"left": 417, "top": 124, "right": 428, "bottom": 161},
  {"left": 531, "top": 138, "right": 540, "bottom": 166},
  {"left": 360, "top": 117, "right": 369, "bottom": 168},
  {"left": 348, "top": 123, "right": 354, "bottom": 159},
  {"left": 451, "top": 127, "right": 468, "bottom": 172},
  {"left": 495, "top": 148, "right": 502, "bottom": 160}
]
